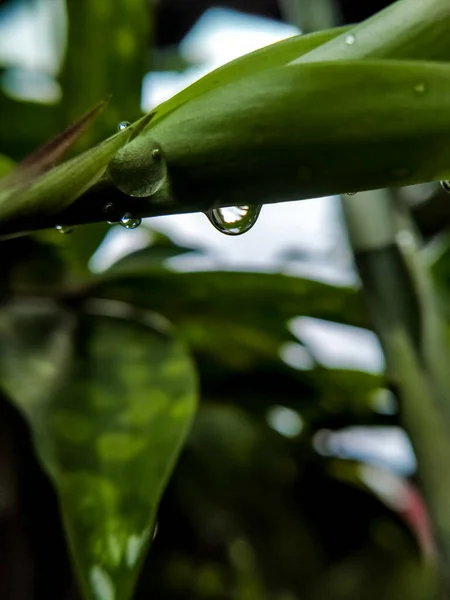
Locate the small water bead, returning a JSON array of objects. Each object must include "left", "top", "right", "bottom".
[
  {"left": 206, "top": 205, "right": 262, "bottom": 236},
  {"left": 118, "top": 120, "right": 130, "bottom": 131},
  {"left": 120, "top": 213, "right": 142, "bottom": 229},
  {"left": 345, "top": 34, "right": 356, "bottom": 45},
  {"left": 107, "top": 137, "right": 167, "bottom": 197},
  {"left": 103, "top": 202, "right": 119, "bottom": 224},
  {"left": 345, "top": 192, "right": 357, "bottom": 196},
  {"left": 55, "top": 224, "right": 73, "bottom": 234},
  {"left": 440, "top": 180, "right": 450, "bottom": 194}
]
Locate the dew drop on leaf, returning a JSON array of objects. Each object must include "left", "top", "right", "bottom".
[
  {"left": 440, "top": 180, "right": 450, "bottom": 194},
  {"left": 345, "top": 192, "right": 357, "bottom": 196},
  {"left": 118, "top": 121, "right": 131, "bottom": 131},
  {"left": 55, "top": 224, "right": 73, "bottom": 235},
  {"left": 206, "top": 205, "right": 262, "bottom": 236},
  {"left": 107, "top": 137, "right": 167, "bottom": 197},
  {"left": 345, "top": 34, "right": 356, "bottom": 45},
  {"left": 120, "top": 213, "right": 142, "bottom": 229}
]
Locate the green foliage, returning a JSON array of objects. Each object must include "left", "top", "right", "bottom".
[{"left": 3, "top": 0, "right": 450, "bottom": 598}]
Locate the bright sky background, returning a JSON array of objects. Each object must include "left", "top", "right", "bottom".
[{"left": 0, "top": 1, "right": 414, "bottom": 474}]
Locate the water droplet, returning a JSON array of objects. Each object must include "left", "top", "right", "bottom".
[
  {"left": 440, "top": 180, "right": 450, "bottom": 194},
  {"left": 107, "top": 137, "right": 167, "bottom": 197},
  {"left": 103, "top": 202, "right": 119, "bottom": 224},
  {"left": 414, "top": 82, "right": 426, "bottom": 94},
  {"left": 345, "top": 34, "right": 356, "bottom": 45},
  {"left": 206, "top": 205, "right": 261, "bottom": 236},
  {"left": 345, "top": 192, "right": 357, "bottom": 196},
  {"left": 118, "top": 120, "right": 130, "bottom": 131},
  {"left": 120, "top": 213, "right": 142, "bottom": 229},
  {"left": 55, "top": 224, "right": 73, "bottom": 234}
]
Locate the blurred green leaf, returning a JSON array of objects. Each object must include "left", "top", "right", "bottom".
[
  {"left": 106, "top": 232, "right": 201, "bottom": 275},
  {"left": 92, "top": 270, "right": 369, "bottom": 365},
  {"left": 0, "top": 93, "right": 59, "bottom": 160},
  {"left": 0, "top": 153, "right": 15, "bottom": 177},
  {"left": 59, "top": 0, "right": 151, "bottom": 151},
  {"left": 0, "top": 297, "right": 198, "bottom": 600}
]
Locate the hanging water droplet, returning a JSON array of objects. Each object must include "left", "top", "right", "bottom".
[
  {"left": 345, "top": 192, "right": 357, "bottom": 196},
  {"left": 206, "top": 205, "right": 261, "bottom": 236},
  {"left": 118, "top": 121, "right": 130, "bottom": 131},
  {"left": 440, "top": 180, "right": 450, "bottom": 194},
  {"left": 107, "top": 137, "right": 167, "bottom": 197},
  {"left": 345, "top": 34, "right": 356, "bottom": 45},
  {"left": 103, "top": 202, "right": 119, "bottom": 224},
  {"left": 55, "top": 224, "right": 73, "bottom": 235},
  {"left": 120, "top": 213, "right": 142, "bottom": 229}
]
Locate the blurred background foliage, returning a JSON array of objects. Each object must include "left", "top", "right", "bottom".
[{"left": 1, "top": 0, "right": 450, "bottom": 598}]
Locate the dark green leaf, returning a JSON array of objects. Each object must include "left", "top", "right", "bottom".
[
  {"left": 59, "top": 0, "right": 151, "bottom": 152},
  {"left": 0, "top": 297, "right": 198, "bottom": 600}
]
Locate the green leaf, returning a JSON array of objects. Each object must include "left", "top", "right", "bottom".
[
  {"left": 59, "top": 0, "right": 151, "bottom": 152},
  {"left": 0, "top": 93, "right": 60, "bottom": 160},
  {"left": 106, "top": 232, "right": 201, "bottom": 275},
  {"left": 1, "top": 97, "right": 109, "bottom": 190},
  {"left": 143, "top": 59, "right": 450, "bottom": 211},
  {"left": 0, "top": 297, "right": 198, "bottom": 600},
  {"left": 149, "top": 26, "right": 349, "bottom": 127},
  {"left": 0, "top": 154, "right": 15, "bottom": 178},
  {"left": 294, "top": 0, "right": 450, "bottom": 64},
  {"left": 0, "top": 111, "right": 152, "bottom": 225},
  {"left": 92, "top": 270, "right": 369, "bottom": 366}
]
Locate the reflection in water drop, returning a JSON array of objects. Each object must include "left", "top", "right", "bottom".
[
  {"left": 118, "top": 120, "right": 130, "bottom": 131},
  {"left": 55, "top": 224, "right": 73, "bottom": 235},
  {"left": 206, "top": 205, "right": 261, "bottom": 236},
  {"left": 120, "top": 213, "right": 142, "bottom": 229},
  {"left": 103, "top": 202, "right": 119, "bottom": 224},
  {"left": 441, "top": 180, "right": 450, "bottom": 194},
  {"left": 345, "top": 34, "right": 356, "bottom": 45}
]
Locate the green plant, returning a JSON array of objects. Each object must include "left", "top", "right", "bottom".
[{"left": 2, "top": 0, "right": 450, "bottom": 599}]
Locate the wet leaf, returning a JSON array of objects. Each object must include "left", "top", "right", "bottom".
[
  {"left": 144, "top": 59, "right": 450, "bottom": 210},
  {"left": 0, "top": 111, "right": 152, "bottom": 224},
  {"left": 0, "top": 297, "right": 198, "bottom": 600}
]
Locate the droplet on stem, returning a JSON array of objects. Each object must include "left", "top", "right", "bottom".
[
  {"left": 345, "top": 34, "right": 356, "bottom": 45},
  {"left": 206, "top": 205, "right": 262, "bottom": 236},
  {"left": 107, "top": 138, "right": 167, "bottom": 197},
  {"left": 120, "top": 213, "right": 142, "bottom": 229},
  {"left": 103, "top": 202, "right": 119, "bottom": 224},
  {"left": 118, "top": 121, "right": 130, "bottom": 131}
]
